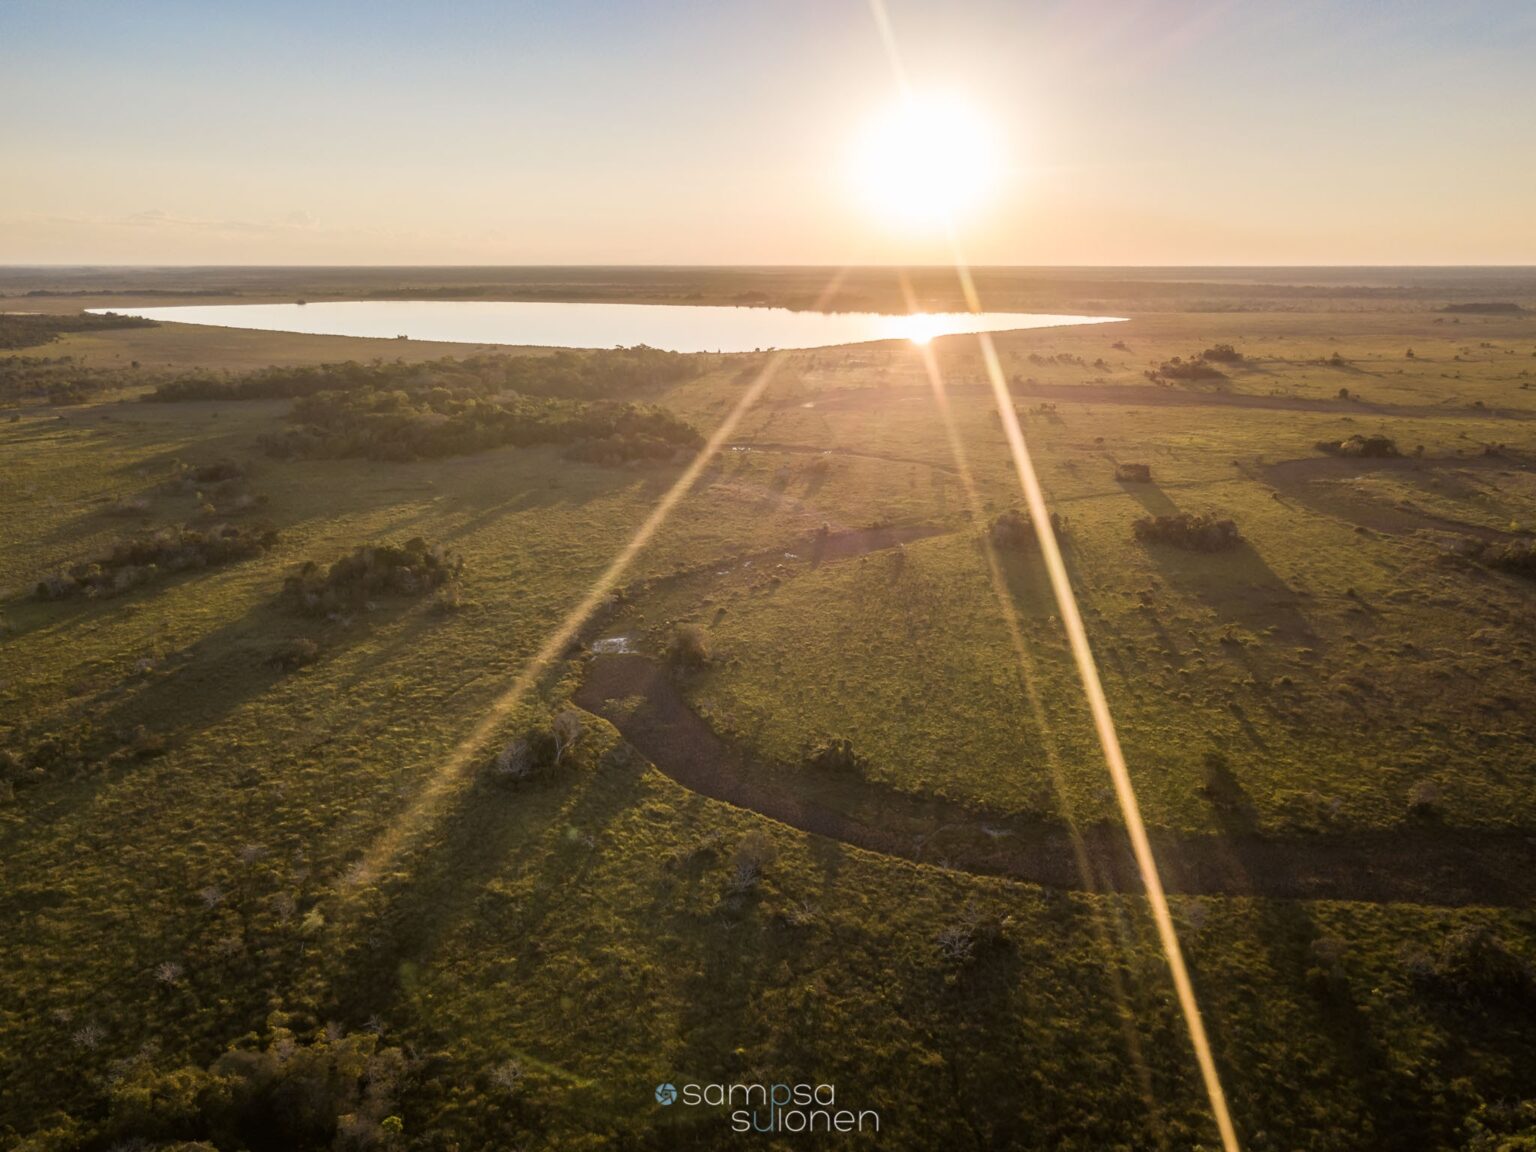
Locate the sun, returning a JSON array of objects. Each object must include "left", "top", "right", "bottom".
[{"left": 851, "top": 93, "right": 1000, "bottom": 228}]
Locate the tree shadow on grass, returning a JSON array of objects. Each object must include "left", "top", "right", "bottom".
[
  {"left": 1124, "top": 481, "right": 1320, "bottom": 651},
  {"left": 1118, "top": 478, "right": 1181, "bottom": 518}
]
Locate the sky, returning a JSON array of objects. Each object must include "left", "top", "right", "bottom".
[{"left": 2, "top": 0, "right": 1534, "bottom": 266}]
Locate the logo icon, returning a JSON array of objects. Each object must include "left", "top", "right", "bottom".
[{"left": 655, "top": 1082, "right": 678, "bottom": 1106}]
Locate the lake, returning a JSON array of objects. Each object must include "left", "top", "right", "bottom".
[{"left": 88, "top": 300, "right": 1124, "bottom": 353}]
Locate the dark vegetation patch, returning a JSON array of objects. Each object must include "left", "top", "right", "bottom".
[
  {"left": 34, "top": 524, "right": 276, "bottom": 600},
  {"left": 1316, "top": 434, "right": 1400, "bottom": 458},
  {"left": 1115, "top": 461, "right": 1152, "bottom": 482},
  {"left": 1134, "top": 512, "right": 1242, "bottom": 552},
  {"left": 282, "top": 539, "right": 463, "bottom": 616},
  {"left": 0, "top": 310, "right": 156, "bottom": 350}
]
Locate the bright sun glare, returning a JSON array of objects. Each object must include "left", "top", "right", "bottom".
[{"left": 852, "top": 93, "right": 1000, "bottom": 229}]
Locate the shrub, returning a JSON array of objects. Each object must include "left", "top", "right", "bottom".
[
  {"left": 1115, "top": 462, "right": 1152, "bottom": 483},
  {"left": 936, "top": 904, "right": 1007, "bottom": 965},
  {"left": 726, "top": 829, "right": 778, "bottom": 894},
  {"left": 489, "top": 713, "right": 581, "bottom": 782},
  {"left": 269, "top": 637, "right": 320, "bottom": 670},
  {"left": 805, "top": 737, "right": 865, "bottom": 776},
  {"left": 666, "top": 623, "right": 711, "bottom": 668},
  {"left": 284, "top": 538, "right": 463, "bottom": 616},
  {"left": 1316, "top": 434, "right": 1399, "bottom": 458},
  {"left": 1134, "top": 512, "right": 1241, "bottom": 552}
]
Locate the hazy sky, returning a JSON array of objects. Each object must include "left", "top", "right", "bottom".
[{"left": 3, "top": 0, "right": 1533, "bottom": 265}]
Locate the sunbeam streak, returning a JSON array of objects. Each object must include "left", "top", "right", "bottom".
[
  {"left": 905, "top": 316, "right": 1167, "bottom": 1142},
  {"left": 867, "top": 2, "right": 1241, "bottom": 1149}
]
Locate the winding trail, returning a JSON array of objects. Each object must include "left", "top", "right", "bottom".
[
  {"left": 576, "top": 654, "right": 1536, "bottom": 907},
  {"left": 576, "top": 458, "right": 1536, "bottom": 907}
]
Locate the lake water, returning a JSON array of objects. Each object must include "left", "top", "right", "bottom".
[{"left": 88, "top": 300, "right": 1124, "bottom": 353}]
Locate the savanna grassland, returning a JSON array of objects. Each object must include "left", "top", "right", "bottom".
[{"left": 3, "top": 268, "right": 1536, "bottom": 1152}]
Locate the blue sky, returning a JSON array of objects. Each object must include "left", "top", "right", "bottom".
[{"left": 2, "top": 0, "right": 1533, "bottom": 263}]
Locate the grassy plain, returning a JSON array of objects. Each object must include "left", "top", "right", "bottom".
[{"left": 3, "top": 268, "right": 1536, "bottom": 1151}]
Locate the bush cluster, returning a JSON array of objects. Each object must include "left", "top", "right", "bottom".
[
  {"left": 35, "top": 524, "right": 276, "bottom": 600},
  {"left": 283, "top": 538, "right": 463, "bottom": 616},
  {"left": 1133, "top": 512, "right": 1241, "bottom": 552},
  {"left": 1146, "top": 345, "right": 1243, "bottom": 384},
  {"left": 1115, "top": 462, "right": 1152, "bottom": 482}
]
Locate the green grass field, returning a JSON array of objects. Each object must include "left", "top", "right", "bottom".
[{"left": 3, "top": 269, "right": 1536, "bottom": 1151}]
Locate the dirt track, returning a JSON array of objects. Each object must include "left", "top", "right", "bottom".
[{"left": 576, "top": 653, "right": 1536, "bottom": 908}]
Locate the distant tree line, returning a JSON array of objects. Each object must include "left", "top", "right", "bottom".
[
  {"left": 140, "top": 347, "right": 710, "bottom": 465},
  {"left": 0, "top": 311, "right": 157, "bottom": 350},
  {"left": 144, "top": 346, "right": 708, "bottom": 403},
  {"left": 258, "top": 386, "right": 703, "bottom": 464}
]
